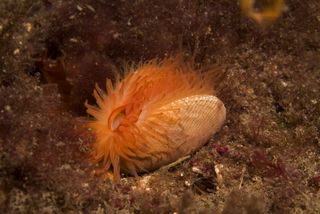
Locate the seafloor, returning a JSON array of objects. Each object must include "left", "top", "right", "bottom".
[{"left": 0, "top": 0, "right": 319, "bottom": 213}]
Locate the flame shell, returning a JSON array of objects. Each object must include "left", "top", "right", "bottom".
[{"left": 85, "top": 58, "right": 226, "bottom": 181}]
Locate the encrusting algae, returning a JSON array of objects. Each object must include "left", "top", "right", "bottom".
[{"left": 85, "top": 57, "right": 226, "bottom": 181}]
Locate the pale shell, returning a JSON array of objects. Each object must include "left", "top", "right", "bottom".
[{"left": 137, "top": 95, "right": 226, "bottom": 171}]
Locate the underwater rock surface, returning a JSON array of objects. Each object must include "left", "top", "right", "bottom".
[{"left": 0, "top": 0, "right": 319, "bottom": 213}]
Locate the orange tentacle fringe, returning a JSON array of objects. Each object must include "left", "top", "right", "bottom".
[{"left": 85, "top": 57, "right": 226, "bottom": 181}]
